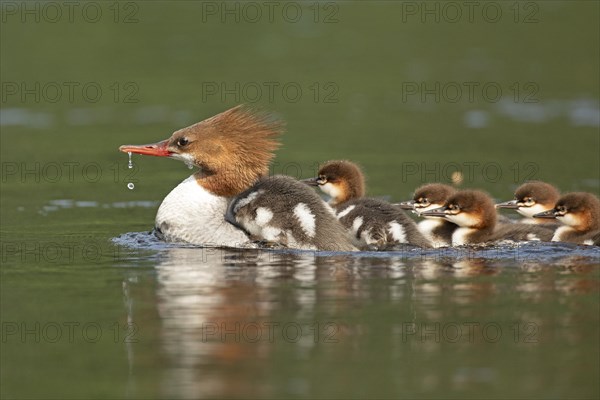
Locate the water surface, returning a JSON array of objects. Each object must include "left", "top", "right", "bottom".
[{"left": 1, "top": 1, "right": 599, "bottom": 398}]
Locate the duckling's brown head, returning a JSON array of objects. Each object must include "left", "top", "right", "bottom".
[
  {"left": 534, "top": 192, "right": 600, "bottom": 232},
  {"left": 409, "top": 183, "right": 457, "bottom": 213},
  {"left": 303, "top": 160, "right": 365, "bottom": 205},
  {"left": 504, "top": 181, "right": 561, "bottom": 218},
  {"left": 422, "top": 190, "right": 496, "bottom": 229}
]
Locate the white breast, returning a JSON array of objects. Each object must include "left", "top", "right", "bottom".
[
  {"left": 418, "top": 219, "right": 447, "bottom": 247},
  {"left": 452, "top": 227, "right": 475, "bottom": 246},
  {"left": 155, "top": 176, "right": 250, "bottom": 247},
  {"left": 551, "top": 226, "right": 574, "bottom": 242}
]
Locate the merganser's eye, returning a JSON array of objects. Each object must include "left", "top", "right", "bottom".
[
  {"left": 556, "top": 206, "right": 566, "bottom": 215},
  {"left": 177, "top": 138, "right": 189, "bottom": 147},
  {"left": 524, "top": 198, "right": 534, "bottom": 205}
]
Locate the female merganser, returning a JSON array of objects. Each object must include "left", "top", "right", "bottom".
[
  {"left": 533, "top": 192, "right": 600, "bottom": 245},
  {"left": 421, "top": 190, "right": 554, "bottom": 246},
  {"left": 120, "top": 105, "right": 353, "bottom": 251},
  {"left": 496, "top": 181, "right": 560, "bottom": 224},
  {"left": 302, "top": 160, "right": 431, "bottom": 250},
  {"left": 225, "top": 175, "right": 357, "bottom": 251},
  {"left": 396, "top": 183, "right": 458, "bottom": 247}
]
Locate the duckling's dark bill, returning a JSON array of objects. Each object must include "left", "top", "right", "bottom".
[
  {"left": 533, "top": 210, "right": 557, "bottom": 219},
  {"left": 496, "top": 200, "right": 520, "bottom": 209},
  {"left": 420, "top": 207, "right": 447, "bottom": 217},
  {"left": 301, "top": 178, "right": 320, "bottom": 186},
  {"left": 395, "top": 201, "right": 415, "bottom": 210}
]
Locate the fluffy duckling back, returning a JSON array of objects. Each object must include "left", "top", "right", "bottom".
[
  {"left": 226, "top": 175, "right": 357, "bottom": 251},
  {"left": 304, "top": 160, "right": 431, "bottom": 250}
]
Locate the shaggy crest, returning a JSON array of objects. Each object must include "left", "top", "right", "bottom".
[{"left": 174, "top": 105, "right": 284, "bottom": 196}]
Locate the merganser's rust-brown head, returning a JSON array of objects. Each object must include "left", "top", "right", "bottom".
[
  {"left": 397, "top": 183, "right": 457, "bottom": 216},
  {"left": 533, "top": 192, "right": 600, "bottom": 232},
  {"left": 302, "top": 160, "right": 365, "bottom": 205},
  {"left": 421, "top": 190, "right": 497, "bottom": 229},
  {"left": 496, "top": 181, "right": 560, "bottom": 220},
  {"left": 119, "top": 105, "right": 283, "bottom": 197}
]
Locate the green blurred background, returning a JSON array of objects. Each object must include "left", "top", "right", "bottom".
[{"left": 1, "top": 1, "right": 599, "bottom": 399}]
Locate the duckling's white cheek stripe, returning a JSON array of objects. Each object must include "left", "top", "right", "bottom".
[
  {"left": 446, "top": 213, "right": 479, "bottom": 228},
  {"left": 352, "top": 217, "right": 364, "bottom": 233},
  {"left": 319, "top": 183, "right": 340, "bottom": 200},
  {"left": 337, "top": 205, "right": 356, "bottom": 219},
  {"left": 388, "top": 221, "right": 407, "bottom": 243},
  {"left": 255, "top": 207, "right": 273, "bottom": 226},
  {"left": 559, "top": 213, "right": 579, "bottom": 227},
  {"left": 516, "top": 204, "right": 548, "bottom": 218},
  {"left": 294, "top": 203, "right": 316, "bottom": 238}
]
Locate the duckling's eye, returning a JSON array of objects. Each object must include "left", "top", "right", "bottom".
[
  {"left": 524, "top": 198, "right": 534, "bottom": 205},
  {"left": 556, "top": 206, "right": 567, "bottom": 214},
  {"left": 177, "top": 138, "right": 189, "bottom": 147}
]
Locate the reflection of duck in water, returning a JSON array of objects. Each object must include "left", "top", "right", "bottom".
[
  {"left": 129, "top": 245, "right": 380, "bottom": 397},
  {"left": 151, "top": 247, "right": 319, "bottom": 398}
]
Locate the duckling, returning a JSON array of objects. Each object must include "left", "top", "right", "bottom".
[
  {"left": 496, "top": 181, "right": 561, "bottom": 225},
  {"left": 533, "top": 192, "right": 600, "bottom": 246},
  {"left": 226, "top": 175, "right": 357, "bottom": 252},
  {"left": 303, "top": 160, "right": 431, "bottom": 250},
  {"left": 421, "top": 190, "right": 554, "bottom": 246},
  {"left": 396, "top": 183, "right": 458, "bottom": 247}
]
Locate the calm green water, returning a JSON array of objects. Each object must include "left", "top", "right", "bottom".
[{"left": 1, "top": 1, "right": 599, "bottom": 399}]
